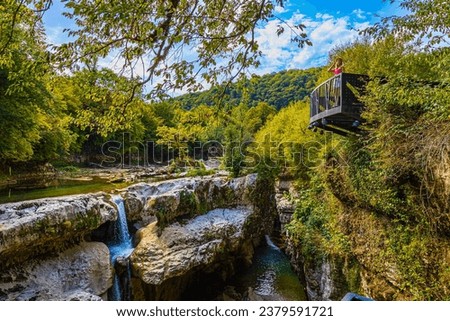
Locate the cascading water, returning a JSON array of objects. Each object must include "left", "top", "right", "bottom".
[
  {"left": 228, "top": 235, "right": 307, "bottom": 300},
  {"left": 264, "top": 234, "right": 281, "bottom": 252},
  {"left": 107, "top": 195, "right": 134, "bottom": 301}
]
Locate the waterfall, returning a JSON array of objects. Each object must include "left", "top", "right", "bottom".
[
  {"left": 265, "top": 235, "right": 281, "bottom": 252},
  {"left": 224, "top": 234, "right": 306, "bottom": 300},
  {"left": 108, "top": 195, "right": 134, "bottom": 301},
  {"left": 109, "top": 195, "right": 133, "bottom": 262},
  {"left": 110, "top": 275, "right": 122, "bottom": 301}
]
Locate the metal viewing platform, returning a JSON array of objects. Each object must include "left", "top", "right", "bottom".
[{"left": 309, "top": 73, "right": 369, "bottom": 136}]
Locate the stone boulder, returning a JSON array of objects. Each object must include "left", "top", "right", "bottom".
[
  {"left": 130, "top": 207, "right": 262, "bottom": 300},
  {"left": 0, "top": 242, "right": 113, "bottom": 301}
]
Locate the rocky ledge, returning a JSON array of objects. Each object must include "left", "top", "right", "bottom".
[
  {"left": 121, "top": 174, "right": 257, "bottom": 228},
  {"left": 131, "top": 207, "right": 256, "bottom": 300},
  {"left": 0, "top": 193, "right": 117, "bottom": 266}
]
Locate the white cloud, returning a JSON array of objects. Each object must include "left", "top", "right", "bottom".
[
  {"left": 45, "top": 26, "right": 67, "bottom": 45},
  {"left": 251, "top": 11, "right": 362, "bottom": 73},
  {"left": 315, "top": 13, "right": 334, "bottom": 20},
  {"left": 274, "top": 5, "right": 288, "bottom": 14},
  {"left": 310, "top": 18, "right": 352, "bottom": 42},
  {"left": 352, "top": 9, "right": 366, "bottom": 19},
  {"left": 353, "top": 21, "right": 371, "bottom": 32}
]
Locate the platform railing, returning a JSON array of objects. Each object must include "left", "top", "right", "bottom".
[
  {"left": 310, "top": 73, "right": 343, "bottom": 119},
  {"left": 310, "top": 73, "right": 369, "bottom": 122}
]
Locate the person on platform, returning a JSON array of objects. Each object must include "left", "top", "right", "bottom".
[
  {"left": 328, "top": 57, "right": 344, "bottom": 75},
  {"left": 327, "top": 57, "right": 344, "bottom": 106}
]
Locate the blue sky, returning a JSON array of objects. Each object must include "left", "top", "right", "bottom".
[
  {"left": 284, "top": 0, "right": 390, "bottom": 17},
  {"left": 43, "top": 0, "right": 400, "bottom": 83},
  {"left": 250, "top": 0, "right": 400, "bottom": 74}
]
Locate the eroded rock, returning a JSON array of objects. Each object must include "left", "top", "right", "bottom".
[
  {"left": 122, "top": 174, "right": 257, "bottom": 228},
  {"left": 0, "top": 173, "right": 277, "bottom": 301},
  {"left": 131, "top": 207, "right": 253, "bottom": 287},
  {"left": 0, "top": 242, "right": 113, "bottom": 301},
  {"left": 0, "top": 193, "right": 117, "bottom": 265}
]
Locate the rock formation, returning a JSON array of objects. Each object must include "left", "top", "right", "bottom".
[
  {"left": 0, "top": 193, "right": 117, "bottom": 267},
  {"left": 0, "top": 173, "right": 277, "bottom": 301},
  {"left": 0, "top": 193, "right": 118, "bottom": 300},
  {"left": 131, "top": 207, "right": 257, "bottom": 300},
  {"left": 0, "top": 242, "right": 112, "bottom": 300},
  {"left": 122, "top": 174, "right": 256, "bottom": 227},
  {"left": 122, "top": 174, "right": 276, "bottom": 300}
]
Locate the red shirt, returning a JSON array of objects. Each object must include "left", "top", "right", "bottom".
[{"left": 333, "top": 67, "right": 342, "bottom": 75}]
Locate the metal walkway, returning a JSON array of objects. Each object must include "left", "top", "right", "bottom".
[{"left": 309, "top": 73, "right": 369, "bottom": 136}]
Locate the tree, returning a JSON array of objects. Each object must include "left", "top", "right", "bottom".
[
  {"left": 223, "top": 103, "right": 250, "bottom": 177},
  {"left": 364, "top": 0, "right": 450, "bottom": 49},
  {"left": 47, "top": 0, "right": 309, "bottom": 99},
  {"left": 173, "top": 68, "right": 320, "bottom": 110},
  {"left": 69, "top": 68, "right": 146, "bottom": 138},
  {"left": 244, "top": 102, "right": 276, "bottom": 134},
  {"left": 252, "top": 101, "right": 324, "bottom": 177},
  {"left": 154, "top": 104, "right": 223, "bottom": 164},
  {"left": 0, "top": 2, "right": 52, "bottom": 162}
]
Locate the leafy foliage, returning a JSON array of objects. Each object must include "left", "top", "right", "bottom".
[
  {"left": 364, "top": 0, "right": 450, "bottom": 49},
  {"left": 69, "top": 68, "right": 146, "bottom": 138},
  {"left": 0, "top": 2, "right": 70, "bottom": 162},
  {"left": 270, "top": 7, "right": 450, "bottom": 298},
  {"left": 55, "top": 0, "right": 311, "bottom": 99},
  {"left": 173, "top": 68, "right": 320, "bottom": 110},
  {"left": 252, "top": 101, "right": 333, "bottom": 178}
]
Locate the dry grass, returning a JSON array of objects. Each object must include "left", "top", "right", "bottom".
[{"left": 406, "top": 121, "right": 450, "bottom": 235}]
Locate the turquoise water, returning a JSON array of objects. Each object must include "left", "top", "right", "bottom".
[
  {"left": 0, "top": 178, "right": 130, "bottom": 204},
  {"left": 107, "top": 196, "right": 134, "bottom": 301},
  {"left": 231, "top": 235, "right": 307, "bottom": 301}
]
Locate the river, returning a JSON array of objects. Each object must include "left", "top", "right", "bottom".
[{"left": 223, "top": 235, "right": 307, "bottom": 301}]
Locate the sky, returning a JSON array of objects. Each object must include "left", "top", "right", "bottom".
[
  {"left": 42, "top": 0, "right": 401, "bottom": 86},
  {"left": 251, "top": 0, "right": 400, "bottom": 74}
]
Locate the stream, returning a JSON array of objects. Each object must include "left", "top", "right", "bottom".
[
  {"left": 225, "top": 235, "right": 307, "bottom": 301},
  {"left": 105, "top": 197, "right": 307, "bottom": 301},
  {"left": 0, "top": 177, "right": 130, "bottom": 204}
]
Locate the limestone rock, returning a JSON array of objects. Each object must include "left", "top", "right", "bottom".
[
  {"left": 131, "top": 207, "right": 253, "bottom": 286},
  {"left": 274, "top": 179, "right": 297, "bottom": 232},
  {"left": 0, "top": 193, "right": 117, "bottom": 264},
  {"left": 0, "top": 173, "right": 276, "bottom": 301},
  {"left": 0, "top": 242, "right": 113, "bottom": 301},
  {"left": 122, "top": 174, "right": 257, "bottom": 227}
]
